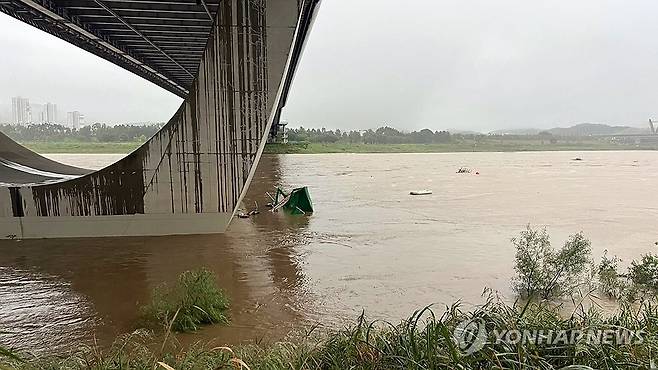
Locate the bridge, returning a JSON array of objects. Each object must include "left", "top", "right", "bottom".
[{"left": 0, "top": 0, "right": 320, "bottom": 239}]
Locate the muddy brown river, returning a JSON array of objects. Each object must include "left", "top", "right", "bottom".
[{"left": 1, "top": 151, "right": 657, "bottom": 354}]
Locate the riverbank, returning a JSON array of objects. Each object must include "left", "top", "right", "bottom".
[
  {"left": 21, "top": 141, "right": 141, "bottom": 154},
  {"left": 263, "top": 141, "right": 656, "bottom": 154},
  {"left": 18, "top": 139, "right": 657, "bottom": 154},
  {"left": 1, "top": 296, "right": 655, "bottom": 369}
]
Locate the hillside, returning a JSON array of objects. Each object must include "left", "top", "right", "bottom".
[
  {"left": 547, "top": 123, "right": 648, "bottom": 136},
  {"left": 489, "top": 123, "right": 649, "bottom": 137}
]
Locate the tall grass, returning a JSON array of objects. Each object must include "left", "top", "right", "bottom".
[
  {"left": 5, "top": 229, "right": 658, "bottom": 369},
  {"left": 0, "top": 346, "right": 22, "bottom": 364},
  {"left": 3, "top": 294, "right": 658, "bottom": 369},
  {"left": 140, "top": 269, "right": 229, "bottom": 333}
]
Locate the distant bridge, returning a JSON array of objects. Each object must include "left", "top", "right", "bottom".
[{"left": 0, "top": 0, "right": 320, "bottom": 238}]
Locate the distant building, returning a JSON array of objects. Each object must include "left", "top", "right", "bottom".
[
  {"left": 32, "top": 103, "right": 45, "bottom": 123},
  {"left": 66, "top": 111, "right": 84, "bottom": 128},
  {"left": 45, "top": 103, "right": 57, "bottom": 123},
  {"left": 11, "top": 96, "right": 31, "bottom": 125},
  {"left": 37, "top": 109, "right": 46, "bottom": 124}
]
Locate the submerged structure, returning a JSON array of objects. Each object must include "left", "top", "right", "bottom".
[
  {"left": 0, "top": 0, "right": 320, "bottom": 239},
  {"left": 271, "top": 186, "right": 313, "bottom": 214}
]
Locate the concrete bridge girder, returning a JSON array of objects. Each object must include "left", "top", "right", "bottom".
[{"left": 0, "top": 0, "right": 320, "bottom": 239}]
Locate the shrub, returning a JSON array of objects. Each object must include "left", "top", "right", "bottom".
[
  {"left": 594, "top": 250, "right": 658, "bottom": 302},
  {"left": 512, "top": 225, "right": 591, "bottom": 299},
  {"left": 597, "top": 250, "right": 626, "bottom": 299},
  {"left": 0, "top": 346, "right": 21, "bottom": 363},
  {"left": 629, "top": 254, "right": 658, "bottom": 293},
  {"left": 140, "top": 269, "right": 229, "bottom": 332}
]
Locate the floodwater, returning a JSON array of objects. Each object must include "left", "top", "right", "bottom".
[{"left": 1, "top": 151, "right": 657, "bottom": 354}]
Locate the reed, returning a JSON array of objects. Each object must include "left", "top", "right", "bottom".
[
  {"left": 5, "top": 231, "right": 658, "bottom": 369},
  {"left": 3, "top": 294, "right": 658, "bottom": 369},
  {"left": 140, "top": 268, "right": 230, "bottom": 333}
]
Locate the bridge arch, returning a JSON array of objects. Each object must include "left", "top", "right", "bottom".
[{"left": 0, "top": 0, "right": 320, "bottom": 238}]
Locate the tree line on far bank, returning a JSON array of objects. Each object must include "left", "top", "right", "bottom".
[
  {"left": 1, "top": 123, "right": 455, "bottom": 144},
  {"left": 0, "top": 122, "right": 565, "bottom": 145},
  {"left": 0, "top": 123, "right": 163, "bottom": 143},
  {"left": 288, "top": 126, "right": 454, "bottom": 144}
]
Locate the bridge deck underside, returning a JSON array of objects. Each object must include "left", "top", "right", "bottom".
[{"left": 0, "top": 0, "right": 229, "bottom": 97}]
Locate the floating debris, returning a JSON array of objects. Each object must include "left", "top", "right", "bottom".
[
  {"left": 237, "top": 201, "right": 260, "bottom": 218},
  {"left": 410, "top": 190, "right": 432, "bottom": 196},
  {"left": 572, "top": 157, "right": 583, "bottom": 161},
  {"left": 457, "top": 167, "right": 472, "bottom": 174},
  {"left": 270, "top": 187, "right": 313, "bottom": 215}
]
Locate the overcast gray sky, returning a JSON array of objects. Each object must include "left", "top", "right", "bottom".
[{"left": 2, "top": 0, "right": 658, "bottom": 132}]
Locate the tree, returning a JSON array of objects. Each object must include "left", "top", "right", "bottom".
[
  {"left": 512, "top": 225, "right": 592, "bottom": 299},
  {"left": 0, "top": 123, "right": 161, "bottom": 143},
  {"left": 348, "top": 130, "right": 361, "bottom": 143},
  {"left": 629, "top": 254, "right": 658, "bottom": 292},
  {"left": 417, "top": 129, "right": 434, "bottom": 143}
]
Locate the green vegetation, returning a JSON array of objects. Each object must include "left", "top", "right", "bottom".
[
  {"left": 595, "top": 251, "right": 658, "bottom": 301},
  {"left": 0, "top": 122, "right": 159, "bottom": 153},
  {"left": 266, "top": 140, "right": 656, "bottom": 154},
  {"left": 6, "top": 229, "right": 658, "bottom": 369},
  {"left": 140, "top": 269, "right": 230, "bottom": 333},
  {"left": 511, "top": 226, "right": 658, "bottom": 304},
  {"left": 3, "top": 123, "right": 657, "bottom": 154},
  {"left": 264, "top": 139, "right": 658, "bottom": 154},
  {"left": 0, "top": 346, "right": 21, "bottom": 363},
  {"left": 267, "top": 125, "right": 658, "bottom": 153},
  {"left": 597, "top": 251, "right": 626, "bottom": 299},
  {"left": 21, "top": 141, "right": 142, "bottom": 154},
  {"left": 629, "top": 254, "right": 658, "bottom": 293},
  {"left": 22, "top": 139, "right": 650, "bottom": 155},
  {"left": 512, "top": 226, "right": 592, "bottom": 299},
  {"left": 2, "top": 297, "right": 658, "bottom": 369},
  {"left": 0, "top": 123, "right": 161, "bottom": 143},
  {"left": 286, "top": 126, "right": 452, "bottom": 144}
]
